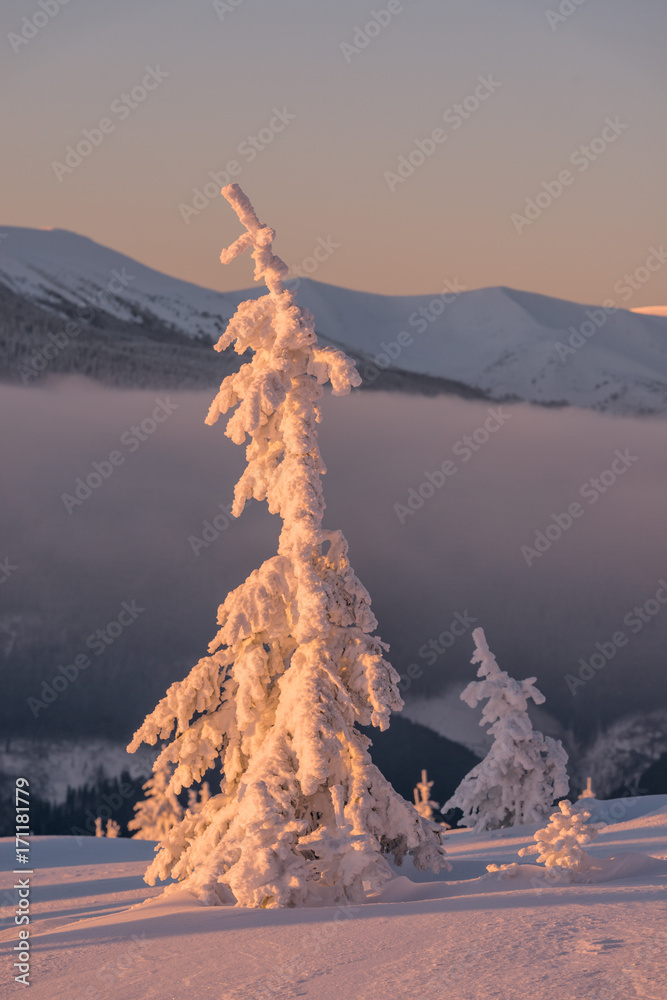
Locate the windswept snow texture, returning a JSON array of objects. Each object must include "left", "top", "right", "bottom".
[
  {"left": 2, "top": 226, "right": 667, "bottom": 414},
  {"left": 1, "top": 795, "right": 665, "bottom": 999}
]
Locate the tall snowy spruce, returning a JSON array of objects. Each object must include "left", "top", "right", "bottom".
[
  {"left": 443, "top": 628, "right": 569, "bottom": 832},
  {"left": 128, "top": 184, "right": 448, "bottom": 907}
]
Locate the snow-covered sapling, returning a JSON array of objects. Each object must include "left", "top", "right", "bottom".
[
  {"left": 413, "top": 769, "right": 438, "bottom": 821},
  {"left": 128, "top": 184, "right": 449, "bottom": 907},
  {"left": 187, "top": 782, "right": 211, "bottom": 815},
  {"left": 443, "top": 628, "right": 569, "bottom": 832},
  {"left": 128, "top": 766, "right": 184, "bottom": 841},
  {"left": 578, "top": 776, "right": 595, "bottom": 799},
  {"left": 94, "top": 816, "right": 120, "bottom": 837},
  {"left": 518, "top": 799, "right": 599, "bottom": 877}
]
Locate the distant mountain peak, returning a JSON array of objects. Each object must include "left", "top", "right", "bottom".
[{"left": 1, "top": 226, "right": 666, "bottom": 415}]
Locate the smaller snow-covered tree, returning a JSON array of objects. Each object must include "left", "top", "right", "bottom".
[
  {"left": 93, "top": 817, "right": 120, "bottom": 837},
  {"left": 187, "top": 782, "right": 211, "bottom": 815},
  {"left": 413, "top": 770, "right": 438, "bottom": 820},
  {"left": 578, "top": 776, "right": 595, "bottom": 799},
  {"left": 128, "top": 767, "right": 184, "bottom": 841},
  {"left": 518, "top": 799, "right": 599, "bottom": 877},
  {"left": 442, "top": 628, "right": 569, "bottom": 832}
]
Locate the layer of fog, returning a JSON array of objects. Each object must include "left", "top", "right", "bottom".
[{"left": 1, "top": 377, "right": 665, "bottom": 754}]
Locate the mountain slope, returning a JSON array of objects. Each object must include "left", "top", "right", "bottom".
[{"left": 1, "top": 226, "right": 666, "bottom": 414}]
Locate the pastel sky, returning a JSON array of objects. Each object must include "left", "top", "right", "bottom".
[{"left": 2, "top": 0, "right": 666, "bottom": 305}]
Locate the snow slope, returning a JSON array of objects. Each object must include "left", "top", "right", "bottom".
[
  {"left": 2, "top": 796, "right": 666, "bottom": 999},
  {"left": 1, "top": 226, "right": 667, "bottom": 415},
  {"left": 0, "top": 227, "right": 238, "bottom": 340}
]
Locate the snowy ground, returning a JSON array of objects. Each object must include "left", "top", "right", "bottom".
[{"left": 2, "top": 796, "right": 666, "bottom": 999}]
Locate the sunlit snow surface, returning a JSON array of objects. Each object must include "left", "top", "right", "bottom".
[{"left": 2, "top": 796, "right": 666, "bottom": 1000}]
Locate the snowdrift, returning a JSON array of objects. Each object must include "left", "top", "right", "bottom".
[{"left": 2, "top": 795, "right": 665, "bottom": 999}]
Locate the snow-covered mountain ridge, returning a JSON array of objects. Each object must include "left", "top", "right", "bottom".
[{"left": 1, "top": 225, "right": 666, "bottom": 415}]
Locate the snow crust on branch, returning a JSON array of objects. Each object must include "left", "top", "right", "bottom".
[
  {"left": 128, "top": 185, "right": 448, "bottom": 906},
  {"left": 443, "top": 628, "right": 569, "bottom": 832}
]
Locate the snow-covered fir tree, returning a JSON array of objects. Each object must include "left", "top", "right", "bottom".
[
  {"left": 518, "top": 799, "right": 599, "bottom": 877},
  {"left": 413, "top": 769, "right": 438, "bottom": 820},
  {"left": 128, "top": 184, "right": 449, "bottom": 907},
  {"left": 442, "top": 628, "right": 569, "bottom": 832},
  {"left": 128, "top": 765, "right": 184, "bottom": 841},
  {"left": 578, "top": 776, "right": 595, "bottom": 799},
  {"left": 94, "top": 817, "right": 120, "bottom": 837}
]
